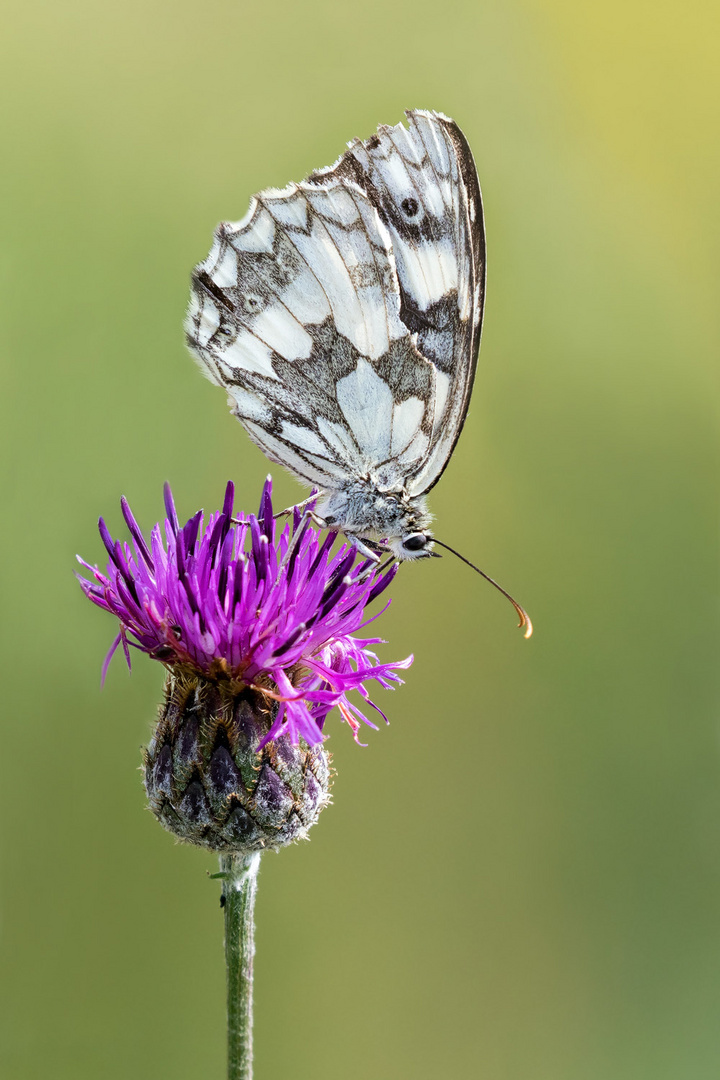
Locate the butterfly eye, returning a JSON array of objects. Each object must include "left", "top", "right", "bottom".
[
  {"left": 400, "top": 197, "right": 420, "bottom": 219},
  {"left": 402, "top": 532, "right": 427, "bottom": 552}
]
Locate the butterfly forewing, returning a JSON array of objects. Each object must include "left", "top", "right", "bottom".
[{"left": 342, "top": 111, "right": 485, "bottom": 495}]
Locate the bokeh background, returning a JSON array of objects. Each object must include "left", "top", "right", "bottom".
[{"left": 1, "top": 0, "right": 718, "bottom": 1077}]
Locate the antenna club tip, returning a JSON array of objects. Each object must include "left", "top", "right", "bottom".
[{"left": 433, "top": 536, "right": 533, "bottom": 640}]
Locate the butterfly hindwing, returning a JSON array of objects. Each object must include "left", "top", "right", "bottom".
[{"left": 186, "top": 110, "right": 483, "bottom": 497}]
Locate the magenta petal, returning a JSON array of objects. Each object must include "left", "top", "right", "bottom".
[{"left": 101, "top": 633, "right": 123, "bottom": 684}]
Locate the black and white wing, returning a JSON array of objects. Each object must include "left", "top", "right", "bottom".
[{"left": 185, "top": 109, "right": 484, "bottom": 494}]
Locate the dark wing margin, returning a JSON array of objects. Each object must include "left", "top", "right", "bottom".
[{"left": 423, "top": 112, "right": 486, "bottom": 492}]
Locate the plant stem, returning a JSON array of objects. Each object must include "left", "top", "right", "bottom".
[{"left": 220, "top": 852, "right": 261, "bottom": 1080}]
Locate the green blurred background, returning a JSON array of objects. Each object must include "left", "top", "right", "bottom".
[{"left": 1, "top": 0, "right": 718, "bottom": 1077}]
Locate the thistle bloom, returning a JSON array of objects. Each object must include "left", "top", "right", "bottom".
[
  {"left": 77, "top": 477, "right": 411, "bottom": 747},
  {"left": 77, "top": 478, "right": 413, "bottom": 1080}
]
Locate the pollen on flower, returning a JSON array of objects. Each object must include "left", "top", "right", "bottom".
[{"left": 77, "top": 478, "right": 412, "bottom": 748}]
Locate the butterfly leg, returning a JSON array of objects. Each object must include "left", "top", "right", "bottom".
[
  {"left": 273, "top": 493, "right": 319, "bottom": 520},
  {"left": 345, "top": 534, "right": 385, "bottom": 562},
  {"left": 354, "top": 554, "right": 396, "bottom": 583}
]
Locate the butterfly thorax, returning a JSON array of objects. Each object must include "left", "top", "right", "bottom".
[{"left": 315, "top": 481, "right": 432, "bottom": 561}]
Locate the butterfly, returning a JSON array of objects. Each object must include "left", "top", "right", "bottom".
[{"left": 186, "top": 109, "right": 531, "bottom": 634}]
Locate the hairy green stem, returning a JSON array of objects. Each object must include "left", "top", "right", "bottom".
[{"left": 220, "top": 852, "right": 261, "bottom": 1080}]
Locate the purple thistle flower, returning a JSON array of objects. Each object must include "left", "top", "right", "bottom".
[{"left": 77, "top": 477, "right": 412, "bottom": 747}]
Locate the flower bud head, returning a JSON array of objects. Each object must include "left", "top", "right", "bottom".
[{"left": 144, "top": 670, "right": 331, "bottom": 853}]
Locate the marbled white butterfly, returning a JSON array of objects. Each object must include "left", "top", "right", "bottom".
[{"left": 186, "top": 109, "right": 530, "bottom": 635}]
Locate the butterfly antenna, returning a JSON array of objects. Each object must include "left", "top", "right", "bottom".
[{"left": 430, "top": 539, "right": 533, "bottom": 639}]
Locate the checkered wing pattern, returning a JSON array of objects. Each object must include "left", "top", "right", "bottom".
[{"left": 186, "top": 109, "right": 484, "bottom": 498}]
